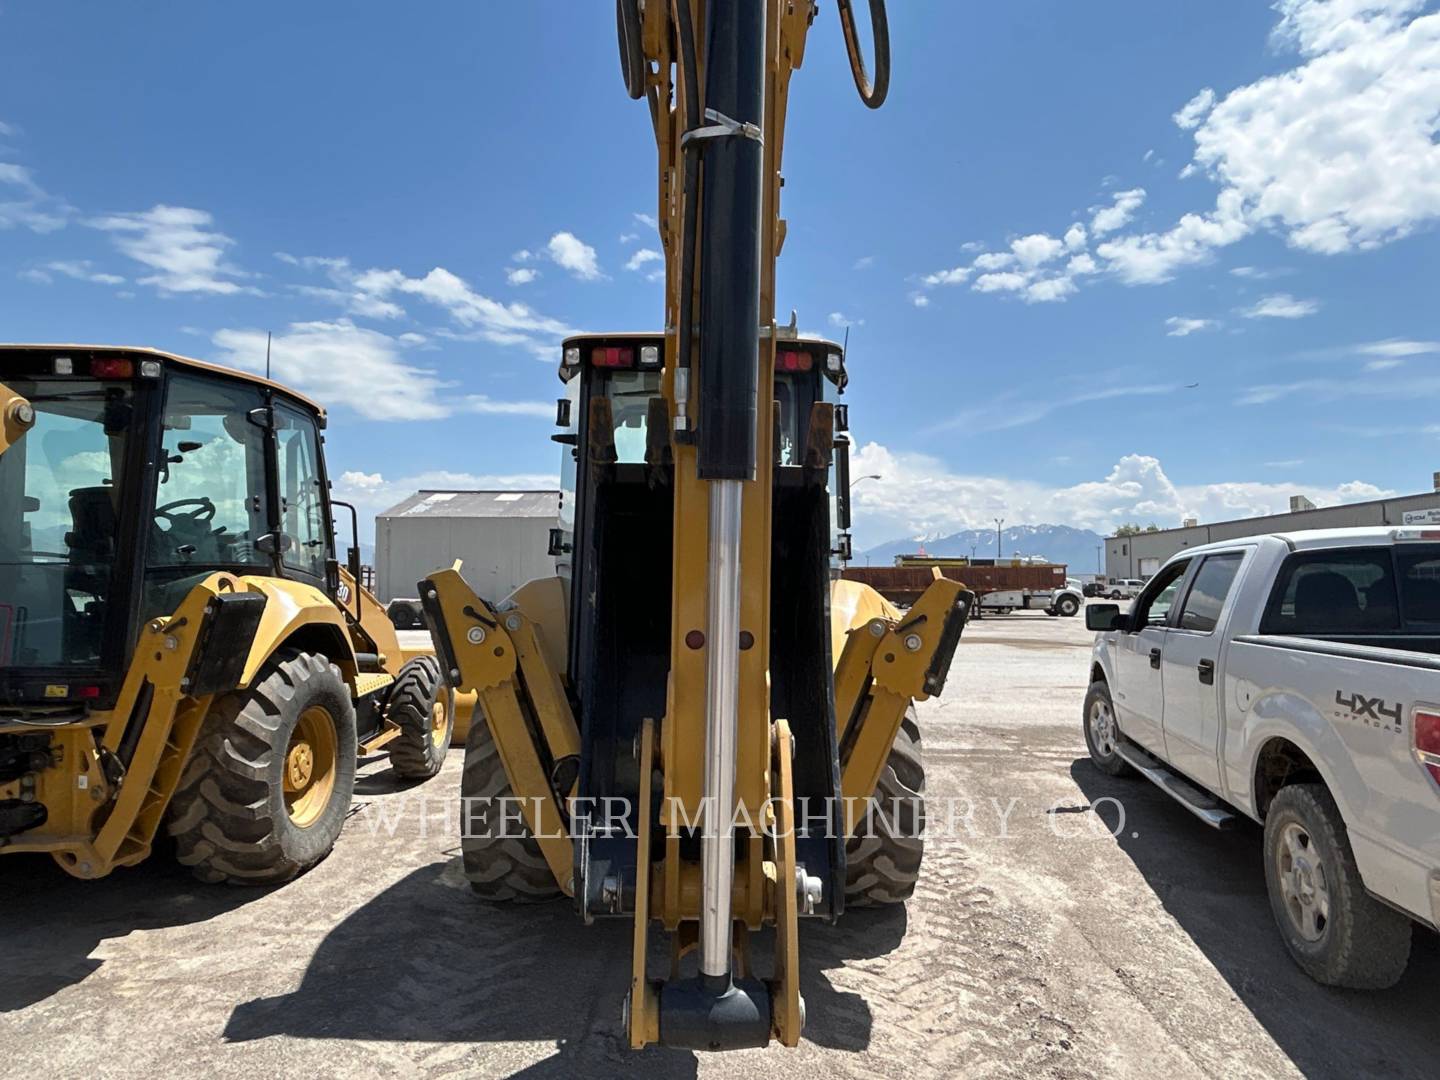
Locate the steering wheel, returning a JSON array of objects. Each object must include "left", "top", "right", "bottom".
[{"left": 155, "top": 497, "right": 217, "bottom": 528}]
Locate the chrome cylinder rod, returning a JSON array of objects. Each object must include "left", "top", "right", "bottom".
[{"left": 700, "top": 478, "right": 743, "bottom": 979}]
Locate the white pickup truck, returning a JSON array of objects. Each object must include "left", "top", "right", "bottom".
[{"left": 1083, "top": 527, "right": 1440, "bottom": 989}]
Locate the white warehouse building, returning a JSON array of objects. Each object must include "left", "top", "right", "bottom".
[{"left": 375, "top": 489, "right": 559, "bottom": 604}]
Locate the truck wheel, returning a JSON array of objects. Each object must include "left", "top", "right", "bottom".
[
  {"left": 1056, "top": 595, "right": 1080, "bottom": 617},
  {"left": 460, "top": 712, "right": 562, "bottom": 903},
  {"left": 1263, "top": 783, "right": 1412, "bottom": 988},
  {"left": 168, "top": 651, "right": 357, "bottom": 884},
  {"left": 385, "top": 656, "right": 453, "bottom": 780},
  {"left": 1083, "top": 681, "right": 1134, "bottom": 777},
  {"left": 846, "top": 707, "right": 925, "bottom": 907}
]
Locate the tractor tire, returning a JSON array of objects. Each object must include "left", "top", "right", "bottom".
[
  {"left": 167, "top": 651, "right": 357, "bottom": 885},
  {"left": 1263, "top": 783, "right": 1412, "bottom": 988},
  {"left": 460, "top": 711, "right": 563, "bottom": 903},
  {"left": 385, "top": 656, "right": 453, "bottom": 780},
  {"left": 845, "top": 706, "right": 925, "bottom": 907}
]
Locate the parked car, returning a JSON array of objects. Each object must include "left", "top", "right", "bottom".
[
  {"left": 1083, "top": 527, "right": 1440, "bottom": 989},
  {"left": 1107, "top": 579, "right": 1145, "bottom": 600},
  {"left": 1082, "top": 581, "right": 1106, "bottom": 598}
]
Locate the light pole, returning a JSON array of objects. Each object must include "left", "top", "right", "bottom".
[
  {"left": 994, "top": 517, "right": 1004, "bottom": 559},
  {"left": 1096, "top": 544, "right": 1103, "bottom": 576}
]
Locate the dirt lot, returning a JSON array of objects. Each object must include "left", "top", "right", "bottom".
[{"left": 2, "top": 609, "right": 1435, "bottom": 1079}]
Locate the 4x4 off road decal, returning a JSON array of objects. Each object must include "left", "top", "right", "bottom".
[{"left": 1333, "top": 690, "right": 1404, "bottom": 734}]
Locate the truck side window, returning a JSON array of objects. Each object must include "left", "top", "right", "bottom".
[
  {"left": 1136, "top": 560, "right": 1189, "bottom": 627},
  {"left": 1177, "top": 553, "right": 1243, "bottom": 633},
  {"left": 1396, "top": 548, "right": 1440, "bottom": 626},
  {"left": 1262, "top": 549, "right": 1400, "bottom": 635}
]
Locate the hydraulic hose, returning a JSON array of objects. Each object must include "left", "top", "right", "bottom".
[
  {"left": 674, "top": 0, "right": 702, "bottom": 438},
  {"left": 837, "top": 0, "right": 890, "bottom": 109}
]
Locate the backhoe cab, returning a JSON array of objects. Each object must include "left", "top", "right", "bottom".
[{"left": 0, "top": 345, "right": 456, "bottom": 881}]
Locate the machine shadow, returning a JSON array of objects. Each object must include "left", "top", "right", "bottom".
[
  {"left": 0, "top": 853, "right": 277, "bottom": 1012},
  {"left": 223, "top": 858, "right": 906, "bottom": 1070},
  {"left": 1070, "top": 760, "right": 1439, "bottom": 1080}
]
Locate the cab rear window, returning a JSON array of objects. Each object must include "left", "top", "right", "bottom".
[{"left": 1260, "top": 546, "right": 1440, "bottom": 636}]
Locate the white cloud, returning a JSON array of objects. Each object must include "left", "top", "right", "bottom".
[
  {"left": 0, "top": 119, "right": 17, "bottom": 137},
  {"left": 1365, "top": 358, "right": 1404, "bottom": 371},
  {"left": 1165, "top": 316, "right": 1217, "bottom": 337},
  {"left": 512, "top": 248, "right": 536, "bottom": 263},
  {"left": 1011, "top": 232, "right": 1065, "bottom": 268},
  {"left": 0, "top": 163, "right": 71, "bottom": 233},
  {"left": 624, "top": 248, "right": 661, "bottom": 272},
  {"left": 911, "top": 293, "right": 930, "bottom": 308},
  {"left": 1230, "top": 265, "right": 1288, "bottom": 280},
  {"left": 211, "top": 320, "right": 553, "bottom": 423},
  {"left": 546, "top": 231, "right": 602, "bottom": 280},
  {"left": 1172, "top": 87, "right": 1217, "bottom": 130},
  {"left": 972, "top": 251, "right": 1016, "bottom": 271},
  {"left": 853, "top": 255, "right": 875, "bottom": 270},
  {"left": 922, "top": 265, "right": 971, "bottom": 286},
  {"left": 1024, "top": 276, "right": 1077, "bottom": 303},
  {"left": 1063, "top": 224, "right": 1088, "bottom": 250},
  {"left": 1358, "top": 338, "right": 1440, "bottom": 357},
  {"left": 1241, "top": 292, "right": 1320, "bottom": 319},
  {"left": 26, "top": 259, "right": 125, "bottom": 286},
  {"left": 506, "top": 266, "right": 538, "bottom": 285},
  {"left": 619, "top": 231, "right": 639, "bottom": 244},
  {"left": 1090, "top": 188, "right": 1147, "bottom": 235},
  {"left": 847, "top": 446, "right": 1396, "bottom": 545},
  {"left": 972, "top": 271, "right": 1030, "bottom": 293},
  {"left": 827, "top": 311, "right": 865, "bottom": 328},
  {"left": 926, "top": 382, "right": 1178, "bottom": 436},
  {"left": 1066, "top": 253, "right": 1099, "bottom": 275},
  {"left": 89, "top": 205, "right": 256, "bottom": 295},
  {"left": 633, "top": 211, "right": 659, "bottom": 229}
]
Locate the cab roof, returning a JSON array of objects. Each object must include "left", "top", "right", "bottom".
[
  {"left": 0, "top": 343, "right": 326, "bottom": 417},
  {"left": 560, "top": 331, "right": 845, "bottom": 352}
]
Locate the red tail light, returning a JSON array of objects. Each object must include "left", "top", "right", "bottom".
[
  {"left": 90, "top": 357, "right": 134, "bottom": 378},
  {"left": 591, "top": 347, "right": 634, "bottom": 369},
  {"left": 777, "top": 350, "right": 812, "bottom": 373},
  {"left": 76, "top": 685, "right": 101, "bottom": 700},
  {"left": 1416, "top": 709, "right": 1440, "bottom": 785}
]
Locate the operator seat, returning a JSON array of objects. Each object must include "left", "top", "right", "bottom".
[{"left": 65, "top": 487, "right": 117, "bottom": 565}]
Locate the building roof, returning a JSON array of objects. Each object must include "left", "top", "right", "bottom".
[
  {"left": 1105, "top": 487, "right": 1440, "bottom": 540},
  {"left": 377, "top": 489, "right": 559, "bottom": 520}
]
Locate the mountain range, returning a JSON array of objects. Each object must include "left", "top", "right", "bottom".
[{"left": 861, "top": 524, "right": 1107, "bottom": 574}]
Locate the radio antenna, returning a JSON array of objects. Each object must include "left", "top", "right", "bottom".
[{"left": 265, "top": 331, "right": 272, "bottom": 380}]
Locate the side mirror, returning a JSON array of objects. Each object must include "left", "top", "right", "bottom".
[
  {"left": 1086, "top": 603, "right": 1125, "bottom": 632},
  {"left": 255, "top": 532, "right": 294, "bottom": 556}
]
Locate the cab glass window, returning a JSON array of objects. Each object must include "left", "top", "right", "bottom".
[
  {"left": 1261, "top": 548, "right": 1400, "bottom": 635},
  {"left": 607, "top": 371, "right": 659, "bottom": 464},
  {"left": 1177, "top": 553, "right": 1243, "bottom": 633},
  {"left": 1136, "top": 560, "right": 1190, "bottom": 627},
  {"left": 1394, "top": 547, "right": 1440, "bottom": 627},
  {"left": 276, "top": 402, "right": 328, "bottom": 580}
]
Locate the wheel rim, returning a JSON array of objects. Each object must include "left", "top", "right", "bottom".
[
  {"left": 285, "top": 705, "right": 339, "bottom": 828},
  {"left": 1088, "top": 699, "right": 1118, "bottom": 758},
  {"left": 1276, "top": 822, "right": 1330, "bottom": 942},
  {"left": 431, "top": 687, "right": 453, "bottom": 747}
]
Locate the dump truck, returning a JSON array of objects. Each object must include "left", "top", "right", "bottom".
[
  {"left": 419, "top": 0, "right": 972, "bottom": 1052},
  {"left": 0, "top": 345, "right": 458, "bottom": 882},
  {"left": 845, "top": 558, "right": 1083, "bottom": 616}
]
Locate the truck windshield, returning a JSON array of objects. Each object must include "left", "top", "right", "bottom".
[{"left": 0, "top": 378, "right": 135, "bottom": 670}]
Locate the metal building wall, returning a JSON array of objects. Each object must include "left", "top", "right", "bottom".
[{"left": 376, "top": 514, "right": 556, "bottom": 603}]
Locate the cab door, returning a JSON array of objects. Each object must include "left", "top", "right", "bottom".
[
  {"left": 1161, "top": 550, "right": 1248, "bottom": 789},
  {"left": 1110, "top": 559, "right": 1191, "bottom": 754}
]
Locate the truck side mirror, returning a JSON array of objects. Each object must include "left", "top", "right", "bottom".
[{"left": 1086, "top": 604, "right": 1125, "bottom": 632}]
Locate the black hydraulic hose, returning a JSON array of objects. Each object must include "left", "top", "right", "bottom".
[
  {"left": 675, "top": 0, "right": 701, "bottom": 382},
  {"left": 617, "top": 0, "right": 646, "bottom": 100},
  {"left": 837, "top": 0, "right": 890, "bottom": 109}
]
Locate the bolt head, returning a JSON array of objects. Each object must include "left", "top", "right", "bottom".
[
  {"left": 505, "top": 613, "right": 522, "bottom": 632},
  {"left": 904, "top": 633, "right": 923, "bottom": 652},
  {"left": 13, "top": 402, "right": 36, "bottom": 427},
  {"left": 164, "top": 635, "right": 180, "bottom": 651},
  {"left": 466, "top": 626, "right": 487, "bottom": 645},
  {"left": 868, "top": 621, "right": 886, "bottom": 638}
]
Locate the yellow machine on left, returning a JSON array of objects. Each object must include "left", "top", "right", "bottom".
[{"left": 0, "top": 344, "right": 457, "bottom": 882}]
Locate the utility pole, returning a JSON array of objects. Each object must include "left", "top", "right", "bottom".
[
  {"left": 994, "top": 517, "right": 1004, "bottom": 559},
  {"left": 1096, "top": 544, "right": 1103, "bottom": 575}
]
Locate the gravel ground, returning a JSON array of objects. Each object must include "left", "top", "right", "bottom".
[{"left": 2, "top": 608, "right": 1435, "bottom": 1078}]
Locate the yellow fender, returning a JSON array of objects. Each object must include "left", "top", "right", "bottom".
[{"left": 234, "top": 577, "right": 359, "bottom": 687}]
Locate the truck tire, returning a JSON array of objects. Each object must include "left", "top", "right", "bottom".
[
  {"left": 168, "top": 651, "right": 357, "bottom": 884},
  {"left": 1056, "top": 594, "right": 1080, "bottom": 617},
  {"left": 1263, "top": 783, "right": 1412, "bottom": 989},
  {"left": 846, "top": 707, "right": 925, "bottom": 907},
  {"left": 460, "top": 712, "right": 563, "bottom": 903},
  {"left": 385, "top": 656, "right": 453, "bottom": 780},
  {"left": 1082, "top": 680, "right": 1134, "bottom": 777}
]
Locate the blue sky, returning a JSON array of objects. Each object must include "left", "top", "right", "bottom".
[{"left": 2, "top": 1, "right": 1438, "bottom": 549}]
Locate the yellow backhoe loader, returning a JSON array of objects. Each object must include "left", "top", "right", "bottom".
[
  {"left": 0, "top": 345, "right": 458, "bottom": 883},
  {"left": 420, "top": 0, "right": 972, "bottom": 1051}
]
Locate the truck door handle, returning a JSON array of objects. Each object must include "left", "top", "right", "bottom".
[
  {"left": 1149, "top": 647, "right": 1162, "bottom": 669},
  {"left": 1197, "top": 659, "right": 1216, "bottom": 685}
]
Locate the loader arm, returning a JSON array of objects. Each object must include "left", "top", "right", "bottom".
[{"left": 0, "top": 380, "right": 36, "bottom": 456}]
